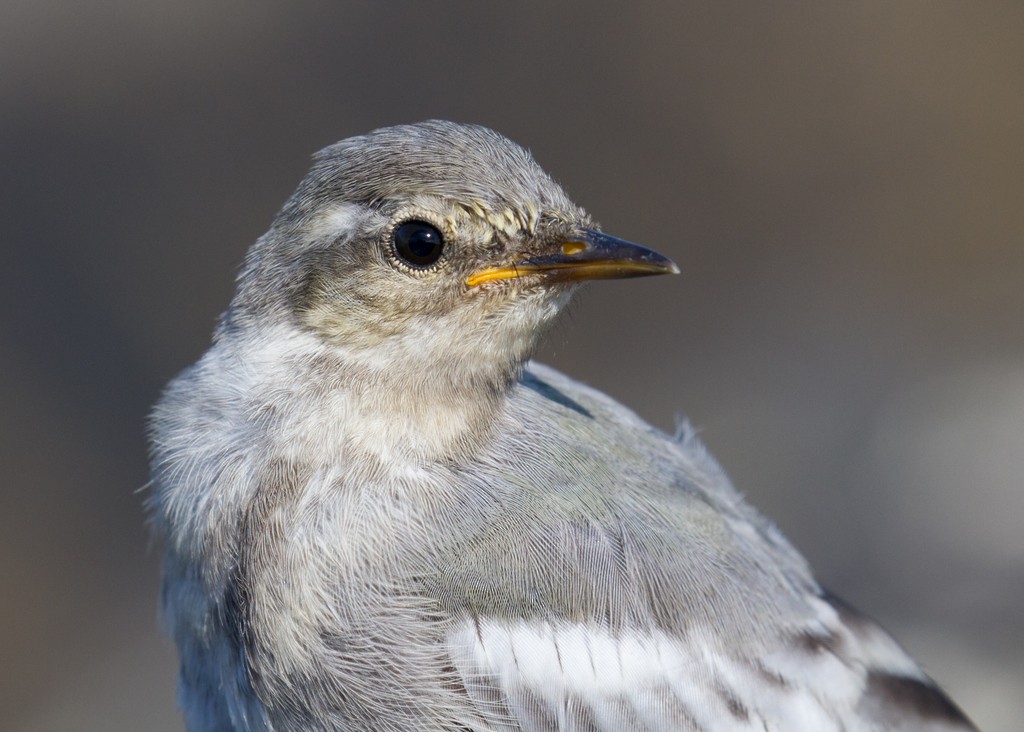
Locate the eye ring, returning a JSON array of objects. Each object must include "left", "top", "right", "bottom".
[{"left": 392, "top": 220, "right": 445, "bottom": 269}]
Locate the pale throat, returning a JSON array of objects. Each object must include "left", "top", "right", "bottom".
[
  {"left": 265, "top": 333, "right": 521, "bottom": 467},
  {"left": 338, "top": 344, "right": 522, "bottom": 465},
  {"left": 280, "top": 287, "right": 566, "bottom": 464}
]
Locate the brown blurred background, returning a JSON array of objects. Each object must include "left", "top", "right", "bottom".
[{"left": 2, "top": 2, "right": 1022, "bottom": 730}]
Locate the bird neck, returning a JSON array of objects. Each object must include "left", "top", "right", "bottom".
[
  {"left": 347, "top": 371, "right": 510, "bottom": 466},
  {"left": 229, "top": 322, "right": 522, "bottom": 468}
]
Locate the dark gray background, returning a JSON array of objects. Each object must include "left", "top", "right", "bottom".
[{"left": 3, "top": 2, "right": 1021, "bottom": 730}]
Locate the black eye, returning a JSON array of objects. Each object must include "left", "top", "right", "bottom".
[{"left": 393, "top": 221, "right": 444, "bottom": 268}]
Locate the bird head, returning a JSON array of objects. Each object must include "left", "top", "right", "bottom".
[{"left": 228, "top": 121, "right": 677, "bottom": 403}]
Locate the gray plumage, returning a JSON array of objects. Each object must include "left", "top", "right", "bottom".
[{"left": 149, "top": 120, "right": 976, "bottom": 731}]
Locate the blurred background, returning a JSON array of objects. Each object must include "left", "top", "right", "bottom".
[{"left": 2, "top": 1, "right": 1022, "bottom": 729}]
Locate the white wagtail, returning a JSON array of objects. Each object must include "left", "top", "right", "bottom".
[{"left": 149, "top": 120, "right": 976, "bottom": 731}]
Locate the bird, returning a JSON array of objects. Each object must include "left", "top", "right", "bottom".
[{"left": 149, "top": 120, "right": 977, "bottom": 732}]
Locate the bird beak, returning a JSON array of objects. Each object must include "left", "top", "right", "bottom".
[{"left": 466, "top": 229, "right": 679, "bottom": 287}]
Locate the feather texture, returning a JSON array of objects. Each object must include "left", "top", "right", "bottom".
[{"left": 149, "top": 121, "right": 977, "bottom": 731}]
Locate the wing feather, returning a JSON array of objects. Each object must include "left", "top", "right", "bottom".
[{"left": 445, "top": 594, "right": 977, "bottom": 731}]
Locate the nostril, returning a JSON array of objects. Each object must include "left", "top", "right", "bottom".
[{"left": 562, "top": 241, "right": 586, "bottom": 256}]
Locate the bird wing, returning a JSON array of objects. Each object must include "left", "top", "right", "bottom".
[
  {"left": 444, "top": 591, "right": 976, "bottom": 732},
  {"left": 429, "top": 366, "right": 976, "bottom": 731}
]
